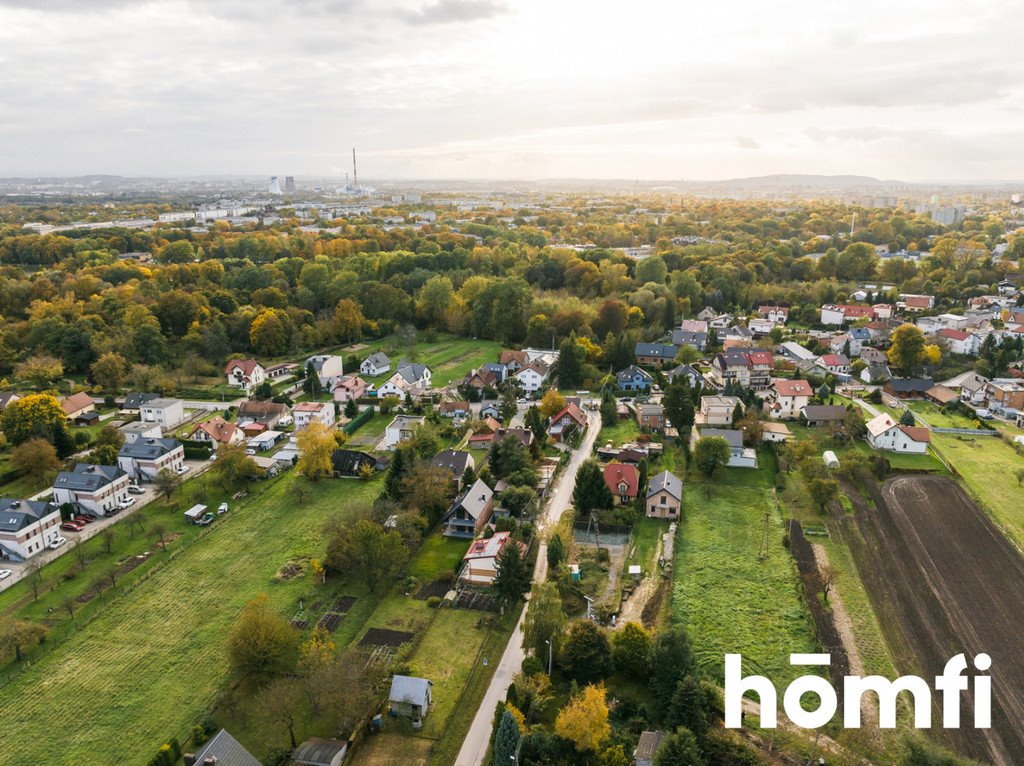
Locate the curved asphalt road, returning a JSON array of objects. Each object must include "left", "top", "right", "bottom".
[{"left": 454, "top": 410, "right": 601, "bottom": 766}]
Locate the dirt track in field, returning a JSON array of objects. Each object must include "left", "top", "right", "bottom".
[{"left": 838, "top": 475, "right": 1024, "bottom": 765}]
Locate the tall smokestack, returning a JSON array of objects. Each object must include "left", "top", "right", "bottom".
[{"left": 352, "top": 148, "right": 358, "bottom": 191}]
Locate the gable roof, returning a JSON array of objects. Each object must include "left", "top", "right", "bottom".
[
  {"left": 603, "top": 462, "right": 639, "bottom": 496},
  {"left": 237, "top": 400, "right": 289, "bottom": 421},
  {"left": 886, "top": 377, "right": 934, "bottom": 393},
  {"left": 118, "top": 437, "right": 181, "bottom": 460},
  {"left": 0, "top": 499, "right": 58, "bottom": 533},
  {"left": 122, "top": 392, "right": 158, "bottom": 409},
  {"left": 801, "top": 405, "right": 847, "bottom": 421},
  {"left": 616, "top": 365, "right": 653, "bottom": 382},
  {"left": 190, "top": 416, "right": 239, "bottom": 443},
  {"left": 224, "top": 358, "right": 263, "bottom": 376},
  {"left": 900, "top": 424, "right": 931, "bottom": 443},
  {"left": 431, "top": 449, "right": 473, "bottom": 477},
  {"left": 866, "top": 412, "right": 898, "bottom": 437},
  {"left": 190, "top": 729, "right": 262, "bottom": 766},
  {"left": 389, "top": 675, "right": 432, "bottom": 708},
  {"left": 818, "top": 354, "right": 850, "bottom": 367},
  {"left": 551, "top": 402, "right": 587, "bottom": 427},
  {"left": 53, "top": 463, "right": 126, "bottom": 492},
  {"left": 938, "top": 328, "right": 972, "bottom": 341},
  {"left": 647, "top": 470, "right": 682, "bottom": 500},
  {"left": 698, "top": 428, "right": 743, "bottom": 449},
  {"left": 451, "top": 478, "right": 493, "bottom": 520},
  {"left": 330, "top": 449, "right": 376, "bottom": 475},
  {"left": 363, "top": 351, "right": 391, "bottom": 368},
  {"left": 396, "top": 360, "right": 430, "bottom": 384},
  {"left": 61, "top": 391, "right": 94, "bottom": 415},
  {"left": 772, "top": 379, "right": 813, "bottom": 397},
  {"left": 635, "top": 342, "right": 677, "bottom": 359}
]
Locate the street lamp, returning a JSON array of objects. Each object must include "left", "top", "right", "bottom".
[{"left": 545, "top": 638, "right": 553, "bottom": 677}]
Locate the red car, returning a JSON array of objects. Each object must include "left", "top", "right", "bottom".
[
  {"left": 61, "top": 521, "right": 84, "bottom": 532},
  {"left": 74, "top": 515, "right": 96, "bottom": 525}
]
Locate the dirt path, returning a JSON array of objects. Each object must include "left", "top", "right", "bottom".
[{"left": 617, "top": 536, "right": 663, "bottom": 626}]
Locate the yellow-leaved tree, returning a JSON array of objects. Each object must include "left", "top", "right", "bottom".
[
  {"left": 296, "top": 420, "right": 336, "bottom": 481},
  {"left": 555, "top": 683, "right": 610, "bottom": 752}
]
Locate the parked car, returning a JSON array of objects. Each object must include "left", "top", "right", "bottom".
[
  {"left": 74, "top": 515, "right": 95, "bottom": 525},
  {"left": 208, "top": 453, "right": 218, "bottom": 461},
  {"left": 49, "top": 536, "right": 67, "bottom": 549},
  {"left": 128, "top": 485, "right": 145, "bottom": 495},
  {"left": 217, "top": 502, "right": 229, "bottom": 515},
  {"left": 118, "top": 497, "right": 136, "bottom": 509},
  {"left": 106, "top": 507, "right": 121, "bottom": 516},
  {"left": 175, "top": 465, "right": 189, "bottom": 474},
  {"left": 245, "top": 448, "right": 257, "bottom": 456},
  {"left": 196, "top": 513, "right": 214, "bottom": 526},
  {"left": 78, "top": 512, "right": 100, "bottom": 521},
  {"left": 977, "top": 408, "right": 993, "bottom": 419},
  {"left": 0, "top": 569, "right": 13, "bottom": 580},
  {"left": 61, "top": 521, "right": 84, "bottom": 532}
]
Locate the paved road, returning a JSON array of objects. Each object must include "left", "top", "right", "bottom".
[
  {"left": 0, "top": 459, "right": 212, "bottom": 594},
  {"left": 454, "top": 410, "right": 601, "bottom": 766}
]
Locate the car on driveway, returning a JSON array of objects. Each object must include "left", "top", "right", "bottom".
[
  {"left": 49, "top": 536, "right": 67, "bottom": 549},
  {"left": 128, "top": 485, "right": 145, "bottom": 495},
  {"left": 175, "top": 465, "right": 189, "bottom": 475},
  {"left": 118, "top": 497, "right": 136, "bottom": 509},
  {"left": 61, "top": 520, "right": 84, "bottom": 532},
  {"left": 74, "top": 515, "right": 96, "bottom": 525},
  {"left": 0, "top": 569, "right": 13, "bottom": 581}
]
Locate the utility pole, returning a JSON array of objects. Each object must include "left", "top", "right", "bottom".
[{"left": 546, "top": 637, "right": 553, "bottom": 677}]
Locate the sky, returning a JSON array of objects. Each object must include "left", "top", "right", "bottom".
[{"left": 0, "top": 0, "right": 1022, "bottom": 181}]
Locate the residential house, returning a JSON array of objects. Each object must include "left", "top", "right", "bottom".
[
  {"left": 747, "top": 318, "right": 775, "bottom": 336},
  {"left": 670, "top": 329, "right": 708, "bottom": 350},
  {"left": 865, "top": 413, "right": 930, "bottom": 454},
  {"left": 861, "top": 364, "right": 892, "bottom": 384},
  {"left": 121, "top": 392, "right": 157, "bottom": 412},
  {"left": 708, "top": 349, "right": 773, "bottom": 390},
  {"left": 761, "top": 422, "right": 792, "bottom": 443},
  {"left": 925, "top": 385, "right": 959, "bottom": 406},
  {"left": 224, "top": 358, "right": 267, "bottom": 390},
  {"left": 696, "top": 395, "right": 743, "bottom": 426},
  {"left": 330, "top": 374, "right": 368, "bottom": 403},
  {"left": 294, "top": 401, "right": 335, "bottom": 430},
  {"left": 696, "top": 307, "right": 717, "bottom": 322},
  {"left": 378, "top": 361, "right": 432, "bottom": 399},
  {"left": 330, "top": 449, "right": 377, "bottom": 478},
  {"left": 119, "top": 421, "right": 163, "bottom": 443},
  {"left": 441, "top": 478, "right": 494, "bottom": 538},
  {"left": 117, "top": 438, "right": 185, "bottom": 481},
  {"left": 549, "top": 402, "right": 587, "bottom": 443},
  {"left": 667, "top": 363, "right": 702, "bottom": 388},
  {"left": 679, "top": 318, "right": 709, "bottom": 333},
  {"left": 778, "top": 342, "right": 817, "bottom": 363},
  {"left": 635, "top": 731, "right": 666, "bottom": 766},
  {"left": 237, "top": 400, "right": 289, "bottom": 430},
  {"left": 616, "top": 365, "right": 654, "bottom": 392},
  {"left": 720, "top": 325, "right": 754, "bottom": 344},
  {"left": 937, "top": 329, "right": 981, "bottom": 356},
  {"left": 187, "top": 416, "right": 244, "bottom": 449},
  {"left": 360, "top": 352, "right": 391, "bottom": 377},
  {"left": 768, "top": 379, "right": 813, "bottom": 420},
  {"left": 61, "top": 391, "right": 95, "bottom": 420},
  {"left": 801, "top": 405, "right": 847, "bottom": 427},
  {"left": 820, "top": 304, "right": 876, "bottom": 326},
  {"left": 634, "top": 342, "right": 678, "bottom": 367},
  {"left": 463, "top": 367, "right": 500, "bottom": 391},
  {"left": 52, "top": 464, "right": 131, "bottom": 516},
  {"left": 603, "top": 462, "right": 640, "bottom": 505},
  {"left": 292, "top": 738, "right": 347, "bottom": 766},
  {"left": 645, "top": 471, "right": 682, "bottom": 519},
  {"left": 184, "top": 729, "right": 262, "bottom": 766},
  {"left": 986, "top": 378, "right": 1024, "bottom": 412},
  {"left": 0, "top": 499, "right": 61, "bottom": 561},
  {"left": 883, "top": 378, "right": 935, "bottom": 400},
  {"left": 305, "top": 354, "right": 344, "bottom": 387},
  {"left": 439, "top": 400, "right": 472, "bottom": 419},
  {"left": 692, "top": 427, "right": 757, "bottom": 468},
  {"left": 707, "top": 313, "right": 733, "bottom": 329},
  {"left": 940, "top": 371, "right": 989, "bottom": 405},
  {"left": 478, "top": 402, "right": 501, "bottom": 420},
  {"left": 860, "top": 347, "right": 888, "bottom": 366},
  {"left": 381, "top": 415, "right": 425, "bottom": 450},
  {"left": 636, "top": 403, "right": 666, "bottom": 431},
  {"left": 430, "top": 449, "right": 475, "bottom": 487},
  {"left": 140, "top": 397, "right": 186, "bottom": 429},
  {"left": 898, "top": 293, "right": 935, "bottom": 312},
  {"left": 514, "top": 361, "right": 550, "bottom": 394},
  {"left": 499, "top": 349, "right": 529, "bottom": 373},
  {"left": 817, "top": 354, "right": 852, "bottom": 376},
  {"left": 458, "top": 532, "right": 524, "bottom": 585},
  {"left": 757, "top": 306, "right": 789, "bottom": 324}
]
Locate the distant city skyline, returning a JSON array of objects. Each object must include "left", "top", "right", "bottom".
[{"left": 1, "top": 0, "right": 1023, "bottom": 181}]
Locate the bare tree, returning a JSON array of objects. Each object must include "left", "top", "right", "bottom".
[
  {"left": 101, "top": 527, "right": 116, "bottom": 555},
  {"left": 150, "top": 522, "right": 168, "bottom": 550},
  {"left": 72, "top": 539, "right": 88, "bottom": 572},
  {"left": 819, "top": 563, "right": 835, "bottom": 603},
  {"left": 61, "top": 596, "right": 76, "bottom": 620},
  {"left": 105, "top": 565, "right": 118, "bottom": 589},
  {"left": 24, "top": 560, "right": 44, "bottom": 601},
  {"left": 129, "top": 512, "right": 147, "bottom": 540}
]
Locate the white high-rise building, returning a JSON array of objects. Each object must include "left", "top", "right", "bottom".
[{"left": 268, "top": 176, "right": 282, "bottom": 195}]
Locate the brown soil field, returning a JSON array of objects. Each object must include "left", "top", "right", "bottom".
[{"left": 838, "top": 475, "right": 1024, "bottom": 765}]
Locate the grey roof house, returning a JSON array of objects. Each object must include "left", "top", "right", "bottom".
[
  {"left": 441, "top": 478, "right": 494, "bottom": 538},
  {"left": 389, "top": 675, "right": 433, "bottom": 720},
  {"left": 185, "top": 729, "right": 262, "bottom": 766}
]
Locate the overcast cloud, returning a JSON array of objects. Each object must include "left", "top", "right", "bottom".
[{"left": 0, "top": 0, "right": 1022, "bottom": 180}]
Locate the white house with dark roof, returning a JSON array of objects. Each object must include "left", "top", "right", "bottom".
[
  {"left": 117, "top": 438, "right": 185, "bottom": 481},
  {"left": 139, "top": 397, "right": 186, "bottom": 429},
  {"left": 382, "top": 415, "right": 425, "bottom": 450},
  {"left": 52, "top": 464, "right": 131, "bottom": 516},
  {"left": 119, "top": 420, "right": 163, "bottom": 444},
  {"left": 377, "top": 360, "right": 433, "bottom": 399},
  {"left": 305, "top": 354, "right": 345, "bottom": 387},
  {"left": 0, "top": 499, "right": 61, "bottom": 561},
  {"left": 360, "top": 352, "right": 391, "bottom": 377}
]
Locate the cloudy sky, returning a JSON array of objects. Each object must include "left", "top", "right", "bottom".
[{"left": 1, "top": 0, "right": 1022, "bottom": 180}]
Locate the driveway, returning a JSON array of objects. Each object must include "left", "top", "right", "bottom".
[
  {"left": 454, "top": 411, "right": 600, "bottom": 766},
  {"left": 0, "top": 459, "right": 211, "bottom": 594}
]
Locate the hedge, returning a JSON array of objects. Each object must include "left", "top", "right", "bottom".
[{"left": 343, "top": 406, "right": 375, "bottom": 435}]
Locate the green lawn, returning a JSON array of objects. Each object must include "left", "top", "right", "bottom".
[
  {"left": 626, "top": 516, "right": 669, "bottom": 573},
  {"left": 597, "top": 417, "right": 640, "bottom": 449},
  {"left": 351, "top": 334, "right": 502, "bottom": 389},
  {"left": 905, "top": 400, "right": 978, "bottom": 429},
  {"left": 931, "top": 433, "right": 1024, "bottom": 548},
  {"left": 0, "top": 473, "right": 380, "bottom": 766},
  {"left": 671, "top": 460, "right": 817, "bottom": 687},
  {"left": 407, "top": 534, "right": 467, "bottom": 582}
]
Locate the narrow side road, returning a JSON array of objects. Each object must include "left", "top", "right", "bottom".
[{"left": 453, "top": 411, "right": 601, "bottom": 766}]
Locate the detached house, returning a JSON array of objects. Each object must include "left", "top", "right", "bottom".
[
  {"left": 225, "top": 358, "right": 267, "bottom": 390},
  {"left": 441, "top": 478, "right": 494, "bottom": 538},
  {"left": 305, "top": 354, "right": 344, "bottom": 387},
  {"left": 117, "top": 438, "right": 185, "bottom": 481},
  {"left": 548, "top": 402, "right": 588, "bottom": 443},
  {"left": 670, "top": 329, "right": 708, "bottom": 351},
  {"left": 708, "top": 349, "right": 773, "bottom": 391},
  {"left": 865, "top": 413, "right": 930, "bottom": 454},
  {"left": 332, "top": 374, "right": 368, "bottom": 403},
  {"left": 187, "top": 416, "right": 244, "bottom": 450},
  {"left": 645, "top": 471, "right": 682, "bottom": 519},
  {"left": 634, "top": 342, "right": 678, "bottom": 367},
  {"left": 817, "top": 354, "right": 852, "bottom": 376},
  {"left": 381, "top": 415, "right": 425, "bottom": 450},
  {"left": 636, "top": 403, "right": 665, "bottom": 431},
  {"left": 52, "top": 464, "right": 131, "bottom": 516},
  {"left": 514, "top": 362, "right": 550, "bottom": 394},
  {"left": 0, "top": 499, "right": 61, "bottom": 561},
  {"left": 937, "top": 329, "right": 981, "bottom": 356},
  {"left": 757, "top": 306, "right": 789, "bottom": 324},
  {"left": 768, "top": 379, "right": 813, "bottom": 420},
  {"left": 616, "top": 365, "right": 653, "bottom": 392},
  {"left": 692, "top": 428, "right": 757, "bottom": 468},
  {"left": 140, "top": 397, "right": 186, "bottom": 429},
  {"left": 237, "top": 400, "right": 290, "bottom": 430},
  {"left": 360, "top": 352, "right": 391, "bottom": 377},
  {"left": 293, "top": 401, "right": 335, "bottom": 430},
  {"left": 61, "top": 391, "right": 95, "bottom": 421},
  {"left": 883, "top": 378, "right": 934, "bottom": 400},
  {"left": 459, "top": 531, "right": 526, "bottom": 586},
  {"left": 696, "top": 395, "right": 743, "bottom": 426},
  {"left": 603, "top": 463, "right": 640, "bottom": 505},
  {"left": 430, "top": 449, "right": 475, "bottom": 488},
  {"left": 378, "top": 361, "right": 433, "bottom": 399}
]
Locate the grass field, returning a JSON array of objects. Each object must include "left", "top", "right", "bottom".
[
  {"left": 0, "top": 473, "right": 379, "bottom": 766},
  {"left": 349, "top": 335, "right": 502, "bottom": 389},
  {"left": 596, "top": 417, "right": 640, "bottom": 449},
  {"left": 931, "top": 433, "right": 1024, "bottom": 548},
  {"left": 671, "top": 459, "right": 817, "bottom": 686},
  {"left": 905, "top": 400, "right": 978, "bottom": 429}
]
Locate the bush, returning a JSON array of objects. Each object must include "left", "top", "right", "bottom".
[
  {"left": 427, "top": 596, "right": 441, "bottom": 608},
  {"left": 522, "top": 656, "right": 544, "bottom": 676}
]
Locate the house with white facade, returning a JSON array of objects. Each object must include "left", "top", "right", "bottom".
[
  {"left": 817, "top": 354, "right": 852, "bottom": 376},
  {"left": 515, "top": 362, "right": 550, "bottom": 394},
  {"left": 695, "top": 395, "right": 743, "bottom": 426},
  {"left": 139, "top": 397, "right": 186, "bottom": 429},
  {"left": 117, "top": 438, "right": 185, "bottom": 481},
  {"left": 52, "top": 464, "right": 131, "bottom": 516},
  {"left": 0, "top": 499, "right": 61, "bottom": 561},
  {"left": 757, "top": 306, "right": 789, "bottom": 324},
  {"left": 381, "top": 415, "right": 426, "bottom": 450},
  {"left": 293, "top": 401, "right": 335, "bottom": 430},
  {"left": 306, "top": 355, "right": 345, "bottom": 387},
  {"left": 224, "top": 358, "right": 267, "bottom": 390},
  {"left": 377, "top": 361, "right": 432, "bottom": 399},
  {"left": 865, "top": 413, "right": 930, "bottom": 454},
  {"left": 360, "top": 352, "right": 391, "bottom": 377},
  {"left": 767, "top": 379, "right": 813, "bottom": 420},
  {"left": 937, "top": 329, "right": 981, "bottom": 356},
  {"left": 187, "top": 416, "right": 244, "bottom": 449}
]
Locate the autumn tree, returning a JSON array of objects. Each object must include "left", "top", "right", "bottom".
[
  {"left": 332, "top": 298, "right": 364, "bottom": 342},
  {"left": 91, "top": 352, "right": 128, "bottom": 392},
  {"left": 555, "top": 684, "right": 611, "bottom": 753},
  {"left": 14, "top": 354, "right": 63, "bottom": 389},
  {"left": 249, "top": 308, "right": 292, "bottom": 356},
  {"left": 692, "top": 436, "right": 731, "bottom": 478},
  {"left": 227, "top": 595, "right": 299, "bottom": 686},
  {"left": 10, "top": 438, "right": 60, "bottom": 485},
  {"left": 296, "top": 420, "right": 336, "bottom": 481},
  {"left": 522, "top": 581, "right": 567, "bottom": 660},
  {"left": 324, "top": 518, "right": 407, "bottom": 591},
  {"left": 0, "top": 618, "right": 48, "bottom": 662},
  {"left": 1, "top": 393, "right": 74, "bottom": 455},
  {"left": 887, "top": 323, "right": 940, "bottom": 374},
  {"left": 540, "top": 388, "right": 566, "bottom": 420},
  {"left": 153, "top": 467, "right": 182, "bottom": 499},
  {"left": 210, "top": 443, "right": 264, "bottom": 487}
]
